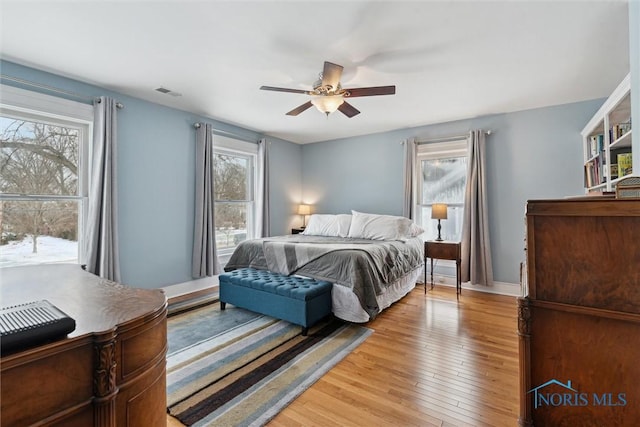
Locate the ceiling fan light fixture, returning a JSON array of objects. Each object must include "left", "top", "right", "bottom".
[
  {"left": 260, "top": 61, "right": 394, "bottom": 118},
  {"left": 311, "top": 94, "right": 344, "bottom": 115}
]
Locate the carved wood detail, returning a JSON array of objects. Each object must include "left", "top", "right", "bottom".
[
  {"left": 517, "top": 297, "right": 531, "bottom": 336},
  {"left": 94, "top": 337, "right": 118, "bottom": 398},
  {"left": 0, "top": 265, "right": 167, "bottom": 427}
]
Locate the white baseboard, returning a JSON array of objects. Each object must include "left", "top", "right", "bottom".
[
  {"left": 166, "top": 272, "right": 522, "bottom": 300},
  {"left": 420, "top": 274, "right": 522, "bottom": 297},
  {"left": 162, "top": 276, "right": 219, "bottom": 300}
]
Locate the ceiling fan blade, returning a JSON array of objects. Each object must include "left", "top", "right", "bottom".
[
  {"left": 286, "top": 101, "right": 313, "bottom": 116},
  {"left": 345, "top": 86, "right": 396, "bottom": 97},
  {"left": 338, "top": 101, "right": 361, "bottom": 118},
  {"left": 260, "top": 85, "right": 309, "bottom": 94},
  {"left": 321, "top": 61, "right": 344, "bottom": 89}
]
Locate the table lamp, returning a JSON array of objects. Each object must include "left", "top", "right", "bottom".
[
  {"left": 431, "top": 203, "right": 448, "bottom": 241},
  {"left": 298, "top": 204, "right": 311, "bottom": 228}
]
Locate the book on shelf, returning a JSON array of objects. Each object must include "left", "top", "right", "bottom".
[
  {"left": 584, "top": 162, "right": 594, "bottom": 188},
  {"left": 589, "top": 134, "right": 604, "bottom": 158},
  {"left": 584, "top": 160, "right": 603, "bottom": 188},
  {"left": 584, "top": 158, "right": 605, "bottom": 188},
  {"left": 619, "top": 120, "right": 632, "bottom": 135},
  {"left": 617, "top": 153, "right": 633, "bottom": 177},
  {"left": 610, "top": 163, "right": 619, "bottom": 180},
  {"left": 611, "top": 120, "right": 632, "bottom": 142},
  {"left": 592, "top": 152, "right": 606, "bottom": 185}
]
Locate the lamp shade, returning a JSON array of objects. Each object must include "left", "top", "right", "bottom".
[
  {"left": 431, "top": 203, "right": 448, "bottom": 220},
  {"left": 311, "top": 95, "right": 344, "bottom": 114},
  {"left": 297, "top": 204, "right": 311, "bottom": 215}
]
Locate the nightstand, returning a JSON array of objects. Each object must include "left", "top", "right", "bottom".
[
  {"left": 291, "top": 228, "right": 305, "bottom": 234},
  {"left": 424, "top": 240, "right": 462, "bottom": 299}
]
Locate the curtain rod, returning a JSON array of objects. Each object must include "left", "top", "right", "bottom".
[
  {"left": 1, "top": 74, "right": 124, "bottom": 109},
  {"left": 193, "top": 122, "right": 258, "bottom": 144},
  {"left": 415, "top": 130, "right": 492, "bottom": 145}
]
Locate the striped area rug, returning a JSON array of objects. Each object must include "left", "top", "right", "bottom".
[{"left": 167, "top": 303, "right": 372, "bottom": 427}]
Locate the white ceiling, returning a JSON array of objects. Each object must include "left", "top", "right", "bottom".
[{"left": 0, "top": 0, "right": 630, "bottom": 144}]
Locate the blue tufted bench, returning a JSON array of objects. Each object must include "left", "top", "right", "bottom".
[{"left": 218, "top": 268, "right": 333, "bottom": 335}]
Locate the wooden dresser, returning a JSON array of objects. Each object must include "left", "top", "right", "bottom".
[
  {"left": 519, "top": 197, "right": 640, "bottom": 426},
  {"left": 1, "top": 264, "right": 168, "bottom": 427}
]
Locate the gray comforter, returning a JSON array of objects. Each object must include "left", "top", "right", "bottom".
[{"left": 224, "top": 235, "right": 424, "bottom": 319}]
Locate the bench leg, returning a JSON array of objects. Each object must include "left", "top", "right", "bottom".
[
  {"left": 220, "top": 301, "right": 226, "bottom": 310},
  {"left": 301, "top": 326, "right": 308, "bottom": 336}
]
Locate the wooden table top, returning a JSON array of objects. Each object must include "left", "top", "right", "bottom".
[{"left": 1, "top": 264, "right": 166, "bottom": 338}]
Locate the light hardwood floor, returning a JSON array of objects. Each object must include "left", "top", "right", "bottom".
[{"left": 169, "top": 285, "right": 520, "bottom": 427}]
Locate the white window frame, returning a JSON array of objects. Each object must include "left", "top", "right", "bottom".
[
  {"left": 416, "top": 139, "right": 468, "bottom": 253},
  {"left": 0, "top": 84, "right": 93, "bottom": 266},
  {"left": 213, "top": 134, "right": 258, "bottom": 257}
]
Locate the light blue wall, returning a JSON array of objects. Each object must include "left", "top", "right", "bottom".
[
  {"left": 0, "top": 57, "right": 622, "bottom": 287},
  {"left": 302, "top": 131, "right": 407, "bottom": 214},
  {"left": 266, "top": 136, "right": 303, "bottom": 235},
  {"left": 302, "top": 99, "right": 604, "bottom": 285},
  {"left": 0, "top": 60, "right": 301, "bottom": 289}
]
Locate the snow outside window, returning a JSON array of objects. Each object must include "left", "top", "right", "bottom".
[
  {"left": 213, "top": 135, "right": 257, "bottom": 258},
  {"left": 0, "top": 85, "right": 92, "bottom": 268},
  {"left": 416, "top": 140, "right": 468, "bottom": 242}
]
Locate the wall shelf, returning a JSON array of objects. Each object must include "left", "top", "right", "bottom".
[{"left": 581, "top": 73, "right": 634, "bottom": 191}]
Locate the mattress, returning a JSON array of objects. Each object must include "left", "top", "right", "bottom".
[{"left": 225, "top": 235, "right": 424, "bottom": 321}]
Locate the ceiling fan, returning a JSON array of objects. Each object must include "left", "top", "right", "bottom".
[{"left": 260, "top": 61, "right": 396, "bottom": 118}]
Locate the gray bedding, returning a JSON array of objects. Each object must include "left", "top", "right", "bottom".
[{"left": 224, "top": 235, "right": 424, "bottom": 319}]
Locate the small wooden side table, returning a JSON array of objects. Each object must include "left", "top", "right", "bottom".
[{"left": 424, "top": 240, "right": 462, "bottom": 299}]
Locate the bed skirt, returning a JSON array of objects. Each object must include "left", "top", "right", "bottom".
[{"left": 331, "top": 266, "right": 423, "bottom": 323}]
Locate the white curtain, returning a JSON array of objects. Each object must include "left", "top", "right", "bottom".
[
  {"left": 402, "top": 138, "right": 417, "bottom": 219},
  {"left": 461, "top": 130, "right": 493, "bottom": 286},
  {"left": 192, "top": 123, "right": 221, "bottom": 278},
  {"left": 84, "top": 96, "right": 121, "bottom": 281},
  {"left": 255, "top": 138, "right": 270, "bottom": 237}
]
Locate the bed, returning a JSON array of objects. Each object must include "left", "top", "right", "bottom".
[{"left": 224, "top": 211, "right": 425, "bottom": 323}]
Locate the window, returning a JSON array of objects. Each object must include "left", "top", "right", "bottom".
[
  {"left": 416, "top": 140, "right": 468, "bottom": 242},
  {"left": 0, "top": 85, "right": 92, "bottom": 268},
  {"left": 213, "top": 135, "right": 258, "bottom": 256}
]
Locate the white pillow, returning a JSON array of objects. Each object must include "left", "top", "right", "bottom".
[
  {"left": 408, "top": 222, "right": 425, "bottom": 238},
  {"left": 302, "top": 214, "right": 352, "bottom": 237},
  {"left": 348, "top": 210, "right": 423, "bottom": 241}
]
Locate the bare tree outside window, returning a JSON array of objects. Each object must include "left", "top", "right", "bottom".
[
  {"left": 419, "top": 154, "right": 468, "bottom": 242},
  {"left": 1, "top": 116, "right": 81, "bottom": 265},
  {"left": 214, "top": 152, "right": 252, "bottom": 251},
  {"left": 414, "top": 139, "right": 469, "bottom": 242}
]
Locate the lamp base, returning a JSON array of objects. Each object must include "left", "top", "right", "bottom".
[{"left": 435, "top": 219, "right": 443, "bottom": 241}]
